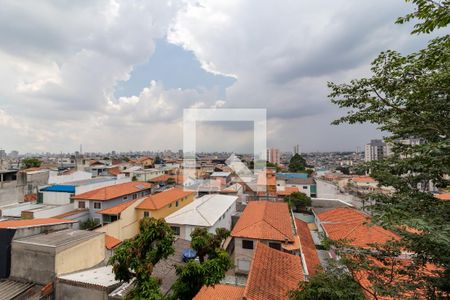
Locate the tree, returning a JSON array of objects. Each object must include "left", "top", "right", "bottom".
[
  {"left": 166, "top": 177, "right": 176, "bottom": 185},
  {"left": 288, "top": 153, "right": 307, "bottom": 172},
  {"left": 109, "top": 218, "right": 175, "bottom": 299},
  {"left": 289, "top": 266, "right": 365, "bottom": 300},
  {"left": 285, "top": 192, "right": 312, "bottom": 212},
  {"left": 170, "top": 228, "right": 232, "bottom": 300},
  {"left": 21, "top": 157, "right": 42, "bottom": 169},
  {"left": 79, "top": 218, "right": 99, "bottom": 230},
  {"left": 328, "top": 1, "right": 450, "bottom": 295}
]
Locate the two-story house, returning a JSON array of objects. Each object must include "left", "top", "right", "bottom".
[
  {"left": 231, "top": 201, "right": 297, "bottom": 274},
  {"left": 71, "top": 181, "right": 152, "bottom": 224},
  {"left": 135, "top": 187, "right": 194, "bottom": 220}
]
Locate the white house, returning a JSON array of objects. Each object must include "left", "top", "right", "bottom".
[{"left": 165, "top": 194, "right": 238, "bottom": 240}]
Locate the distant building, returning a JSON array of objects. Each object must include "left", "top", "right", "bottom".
[
  {"left": 364, "top": 139, "right": 385, "bottom": 162},
  {"left": 293, "top": 144, "right": 300, "bottom": 155},
  {"left": 0, "top": 149, "right": 6, "bottom": 159},
  {"left": 266, "top": 148, "right": 280, "bottom": 165}
]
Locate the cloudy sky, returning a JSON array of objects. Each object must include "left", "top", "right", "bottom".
[{"left": 0, "top": 0, "right": 437, "bottom": 154}]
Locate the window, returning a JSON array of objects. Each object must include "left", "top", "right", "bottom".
[
  {"left": 123, "top": 195, "right": 128, "bottom": 200},
  {"left": 93, "top": 202, "right": 102, "bottom": 210},
  {"left": 169, "top": 203, "right": 172, "bottom": 208},
  {"left": 303, "top": 186, "right": 308, "bottom": 189},
  {"left": 176, "top": 200, "right": 179, "bottom": 207},
  {"left": 269, "top": 242, "right": 281, "bottom": 250},
  {"left": 133, "top": 193, "right": 138, "bottom": 199},
  {"left": 171, "top": 226, "right": 180, "bottom": 235},
  {"left": 78, "top": 201, "right": 86, "bottom": 209},
  {"left": 144, "top": 211, "right": 150, "bottom": 218},
  {"left": 242, "top": 240, "right": 254, "bottom": 249}
]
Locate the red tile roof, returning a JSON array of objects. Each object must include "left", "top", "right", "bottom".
[
  {"left": 231, "top": 201, "right": 295, "bottom": 242},
  {"left": 244, "top": 242, "right": 304, "bottom": 300},
  {"left": 322, "top": 222, "right": 399, "bottom": 248},
  {"left": 194, "top": 284, "right": 245, "bottom": 300},
  {"left": 295, "top": 218, "right": 321, "bottom": 276},
  {"left": 136, "top": 187, "right": 193, "bottom": 210},
  {"left": 277, "top": 186, "right": 299, "bottom": 196},
  {"left": 435, "top": 193, "right": 450, "bottom": 201},
  {"left": 150, "top": 174, "right": 184, "bottom": 185},
  {"left": 98, "top": 199, "right": 139, "bottom": 215},
  {"left": 72, "top": 181, "right": 152, "bottom": 201},
  {"left": 352, "top": 176, "right": 377, "bottom": 183},
  {"left": 317, "top": 207, "right": 368, "bottom": 224},
  {"left": 53, "top": 209, "right": 88, "bottom": 219},
  {"left": 318, "top": 208, "right": 399, "bottom": 248},
  {"left": 105, "top": 235, "right": 122, "bottom": 250},
  {"left": 0, "top": 218, "right": 75, "bottom": 229}
]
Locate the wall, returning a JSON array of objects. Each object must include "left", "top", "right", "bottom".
[
  {"left": 10, "top": 241, "right": 56, "bottom": 284},
  {"left": 55, "top": 234, "right": 105, "bottom": 275},
  {"left": 22, "top": 203, "right": 74, "bottom": 219},
  {"left": 42, "top": 191, "right": 71, "bottom": 205},
  {"left": 233, "top": 237, "right": 282, "bottom": 274},
  {"left": 95, "top": 198, "right": 144, "bottom": 240},
  {"left": 56, "top": 283, "right": 109, "bottom": 300},
  {"left": 48, "top": 171, "right": 92, "bottom": 184}
]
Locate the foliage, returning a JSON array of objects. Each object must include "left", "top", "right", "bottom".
[
  {"left": 288, "top": 153, "right": 307, "bottom": 172},
  {"left": 79, "top": 218, "right": 99, "bottom": 230},
  {"left": 132, "top": 175, "right": 137, "bottom": 181},
  {"left": 170, "top": 249, "right": 232, "bottom": 300},
  {"left": 170, "top": 228, "right": 232, "bottom": 299},
  {"left": 109, "top": 218, "right": 175, "bottom": 299},
  {"left": 166, "top": 177, "right": 176, "bottom": 185},
  {"left": 328, "top": 5, "right": 450, "bottom": 296},
  {"left": 21, "top": 157, "right": 42, "bottom": 168},
  {"left": 335, "top": 166, "right": 350, "bottom": 175},
  {"left": 285, "top": 192, "right": 312, "bottom": 212},
  {"left": 396, "top": 0, "right": 450, "bottom": 34},
  {"left": 289, "top": 265, "right": 365, "bottom": 300},
  {"left": 266, "top": 161, "right": 282, "bottom": 172}
]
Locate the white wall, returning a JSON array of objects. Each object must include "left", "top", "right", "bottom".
[
  {"left": 75, "top": 176, "right": 131, "bottom": 194},
  {"left": 48, "top": 171, "right": 92, "bottom": 184},
  {"left": 42, "top": 191, "right": 71, "bottom": 205},
  {"left": 31, "top": 203, "right": 75, "bottom": 218}
]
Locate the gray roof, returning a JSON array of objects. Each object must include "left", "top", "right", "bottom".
[
  {"left": 13, "top": 229, "right": 103, "bottom": 249},
  {"left": 0, "top": 280, "right": 34, "bottom": 300},
  {"left": 285, "top": 178, "right": 315, "bottom": 185}
]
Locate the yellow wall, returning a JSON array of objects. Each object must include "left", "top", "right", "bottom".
[
  {"left": 55, "top": 234, "right": 105, "bottom": 275},
  {"left": 137, "top": 193, "right": 194, "bottom": 220},
  {"left": 95, "top": 198, "right": 144, "bottom": 240}
]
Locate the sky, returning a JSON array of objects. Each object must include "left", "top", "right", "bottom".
[{"left": 0, "top": 0, "right": 439, "bottom": 154}]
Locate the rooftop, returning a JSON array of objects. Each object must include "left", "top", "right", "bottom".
[
  {"left": 136, "top": 187, "right": 193, "bottom": 210},
  {"left": 58, "top": 266, "right": 120, "bottom": 288},
  {"left": 13, "top": 229, "right": 103, "bottom": 248},
  {"left": 105, "top": 235, "right": 122, "bottom": 250},
  {"left": 210, "top": 172, "right": 231, "bottom": 177},
  {"left": 295, "top": 218, "right": 321, "bottom": 276},
  {"left": 72, "top": 181, "right": 152, "bottom": 201},
  {"left": 244, "top": 242, "right": 304, "bottom": 300},
  {"left": 0, "top": 218, "right": 76, "bottom": 229},
  {"left": 231, "top": 201, "right": 294, "bottom": 242},
  {"left": 165, "top": 194, "right": 238, "bottom": 227},
  {"left": 98, "top": 199, "right": 141, "bottom": 215},
  {"left": 194, "top": 284, "right": 245, "bottom": 300}
]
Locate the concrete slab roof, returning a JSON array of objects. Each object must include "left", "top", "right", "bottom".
[
  {"left": 13, "top": 229, "right": 103, "bottom": 248},
  {"left": 58, "top": 266, "right": 119, "bottom": 288}
]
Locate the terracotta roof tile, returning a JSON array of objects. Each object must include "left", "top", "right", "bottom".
[
  {"left": 317, "top": 207, "right": 368, "bottom": 224},
  {"left": 194, "top": 284, "right": 244, "bottom": 300},
  {"left": 0, "top": 218, "right": 75, "bottom": 229},
  {"left": 295, "top": 218, "right": 321, "bottom": 276},
  {"left": 352, "top": 176, "right": 377, "bottom": 183},
  {"left": 318, "top": 207, "right": 399, "bottom": 248},
  {"left": 231, "top": 201, "right": 295, "bottom": 242},
  {"left": 435, "top": 193, "right": 450, "bottom": 201},
  {"left": 53, "top": 209, "right": 88, "bottom": 219},
  {"left": 72, "top": 181, "right": 152, "bottom": 201},
  {"left": 244, "top": 242, "right": 304, "bottom": 300},
  {"left": 105, "top": 235, "right": 121, "bottom": 250},
  {"left": 150, "top": 174, "right": 184, "bottom": 185},
  {"left": 98, "top": 199, "right": 139, "bottom": 215},
  {"left": 136, "top": 187, "right": 193, "bottom": 210},
  {"left": 277, "top": 186, "right": 299, "bottom": 196},
  {"left": 322, "top": 222, "right": 399, "bottom": 248}
]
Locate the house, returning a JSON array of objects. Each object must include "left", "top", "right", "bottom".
[
  {"left": 165, "top": 194, "right": 238, "bottom": 240},
  {"left": 95, "top": 198, "right": 146, "bottom": 241},
  {"left": 194, "top": 242, "right": 304, "bottom": 300},
  {"left": 131, "top": 156, "right": 154, "bottom": 168},
  {"left": 276, "top": 186, "right": 299, "bottom": 201},
  {"left": 10, "top": 229, "right": 105, "bottom": 284},
  {"left": 210, "top": 172, "right": 232, "bottom": 187},
  {"left": 295, "top": 218, "right": 321, "bottom": 277},
  {"left": 132, "top": 168, "right": 164, "bottom": 181},
  {"left": 315, "top": 207, "right": 398, "bottom": 250},
  {"left": 231, "top": 201, "right": 297, "bottom": 273},
  {"left": 0, "top": 218, "right": 77, "bottom": 279},
  {"left": 276, "top": 175, "right": 317, "bottom": 198},
  {"left": 135, "top": 187, "right": 195, "bottom": 220},
  {"left": 255, "top": 170, "right": 277, "bottom": 200},
  {"left": 71, "top": 181, "right": 152, "bottom": 224},
  {"left": 56, "top": 266, "right": 121, "bottom": 300}
]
